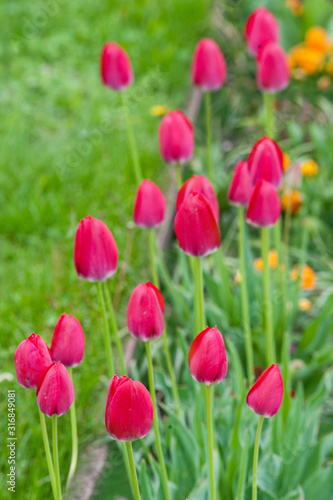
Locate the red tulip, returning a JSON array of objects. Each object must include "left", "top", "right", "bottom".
[
  {"left": 246, "top": 179, "right": 281, "bottom": 227},
  {"left": 127, "top": 282, "right": 164, "bottom": 342},
  {"left": 176, "top": 175, "right": 219, "bottom": 222},
  {"left": 159, "top": 110, "right": 194, "bottom": 164},
  {"left": 247, "top": 364, "right": 283, "bottom": 417},
  {"left": 257, "top": 42, "right": 290, "bottom": 93},
  {"left": 100, "top": 42, "right": 133, "bottom": 91},
  {"left": 14, "top": 333, "right": 52, "bottom": 390},
  {"left": 188, "top": 326, "right": 228, "bottom": 385},
  {"left": 248, "top": 137, "right": 283, "bottom": 189},
  {"left": 174, "top": 192, "right": 220, "bottom": 257},
  {"left": 191, "top": 38, "right": 227, "bottom": 91},
  {"left": 228, "top": 161, "right": 253, "bottom": 206},
  {"left": 105, "top": 375, "right": 153, "bottom": 441},
  {"left": 74, "top": 216, "right": 118, "bottom": 282},
  {"left": 245, "top": 7, "right": 279, "bottom": 57},
  {"left": 134, "top": 179, "right": 166, "bottom": 228},
  {"left": 37, "top": 362, "right": 74, "bottom": 417},
  {"left": 51, "top": 313, "right": 85, "bottom": 367}
]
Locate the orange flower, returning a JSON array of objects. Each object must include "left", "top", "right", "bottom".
[
  {"left": 281, "top": 190, "right": 303, "bottom": 214},
  {"left": 301, "top": 159, "right": 319, "bottom": 177},
  {"left": 305, "top": 27, "right": 328, "bottom": 53},
  {"left": 290, "top": 264, "right": 316, "bottom": 290},
  {"left": 286, "top": 0, "right": 304, "bottom": 16},
  {"left": 289, "top": 45, "right": 324, "bottom": 75},
  {"left": 283, "top": 152, "right": 291, "bottom": 171},
  {"left": 254, "top": 250, "right": 279, "bottom": 272}
]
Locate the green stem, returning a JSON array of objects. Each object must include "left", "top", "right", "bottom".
[
  {"left": 206, "top": 385, "right": 215, "bottom": 500},
  {"left": 261, "top": 227, "right": 276, "bottom": 365},
  {"left": 125, "top": 441, "right": 141, "bottom": 500},
  {"left": 66, "top": 368, "right": 78, "bottom": 488},
  {"left": 97, "top": 282, "right": 115, "bottom": 377},
  {"left": 121, "top": 92, "right": 142, "bottom": 185},
  {"left": 263, "top": 92, "right": 275, "bottom": 138},
  {"left": 39, "top": 408, "right": 57, "bottom": 499},
  {"left": 52, "top": 415, "right": 62, "bottom": 500},
  {"left": 103, "top": 282, "right": 126, "bottom": 375},
  {"left": 205, "top": 92, "right": 214, "bottom": 184},
  {"left": 273, "top": 219, "right": 286, "bottom": 342},
  {"left": 236, "top": 429, "right": 249, "bottom": 500},
  {"left": 148, "top": 229, "right": 159, "bottom": 286},
  {"left": 194, "top": 257, "right": 205, "bottom": 332},
  {"left": 252, "top": 416, "right": 264, "bottom": 500},
  {"left": 145, "top": 342, "right": 171, "bottom": 500},
  {"left": 176, "top": 162, "right": 182, "bottom": 188},
  {"left": 238, "top": 207, "right": 254, "bottom": 383}
]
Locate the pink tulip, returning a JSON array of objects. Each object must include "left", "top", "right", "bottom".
[
  {"left": 159, "top": 111, "right": 194, "bottom": 164},
  {"left": 188, "top": 327, "right": 228, "bottom": 385},
  {"left": 228, "top": 161, "right": 253, "bottom": 206},
  {"left": 133, "top": 179, "right": 166, "bottom": 228},
  {"left": 247, "top": 364, "right": 283, "bottom": 417},
  {"left": 37, "top": 362, "right": 74, "bottom": 417},
  {"left": 127, "top": 282, "right": 165, "bottom": 342},
  {"left": 248, "top": 136, "right": 283, "bottom": 189},
  {"left": 176, "top": 174, "right": 219, "bottom": 222},
  {"left": 257, "top": 42, "right": 290, "bottom": 93},
  {"left": 105, "top": 375, "right": 153, "bottom": 441},
  {"left": 14, "top": 333, "right": 52, "bottom": 390},
  {"left": 100, "top": 42, "right": 133, "bottom": 91},
  {"left": 245, "top": 7, "right": 279, "bottom": 57},
  {"left": 191, "top": 38, "right": 227, "bottom": 91},
  {"left": 51, "top": 313, "right": 85, "bottom": 367},
  {"left": 74, "top": 216, "right": 118, "bottom": 282},
  {"left": 246, "top": 179, "right": 281, "bottom": 227}
]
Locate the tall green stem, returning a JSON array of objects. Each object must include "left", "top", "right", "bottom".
[
  {"left": 194, "top": 257, "right": 205, "bottom": 332},
  {"left": 103, "top": 282, "right": 126, "bottom": 375},
  {"left": 52, "top": 415, "right": 62, "bottom": 500},
  {"left": 39, "top": 408, "right": 57, "bottom": 499},
  {"left": 66, "top": 368, "right": 78, "bottom": 488},
  {"left": 145, "top": 342, "right": 171, "bottom": 500},
  {"left": 238, "top": 206, "right": 254, "bottom": 382},
  {"left": 121, "top": 92, "right": 142, "bottom": 185},
  {"left": 263, "top": 92, "right": 275, "bottom": 138},
  {"left": 148, "top": 230, "right": 159, "bottom": 286},
  {"left": 125, "top": 441, "right": 141, "bottom": 500},
  {"left": 176, "top": 162, "right": 183, "bottom": 188},
  {"left": 205, "top": 92, "right": 214, "bottom": 184},
  {"left": 206, "top": 385, "right": 215, "bottom": 500},
  {"left": 97, "top": 282, "right": 114, "bottom": 377},
  {"left": 261, "top": 227, "right": 276, "bottom": 365},
  {"left": 252, "top": 416, "right": 264, "bottom": 500}
]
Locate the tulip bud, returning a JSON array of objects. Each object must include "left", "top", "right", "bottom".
[
  {"left": 175, "top": 192, "right": 220, "bottom": 257},
  {"left": 105, "top": 375, "right": 153, "bottom": 441},
  {"left": 100, "top": 42, "right": 133, "bottom": 91},
  {"left": 74, "top": 216, "right": 118, "bottom": 282},
  {"left": 176, "top": 175, "right": 219, "bottom": 222},
  {"left": 245, "top": 7, "right": 279, "bottom": 57},
  {"left": 37, "top": 362, "right": 74, "bottom": 417},
  {"left": 188, "top": 326, "right": 228, "bottom": 385},
  {"left": 257, "top": 42, "right": 290, "bottom": 93},
  {"left": 246, "top": 179, "right": 281, "bottom": 227},
  {"left": 127, "top": 282, "right": 164, "bottom": 342},
  {"left": 246, "top": 363, "right": 283, "bottom": 417},
  {"left": 191, "top": 38, "right": 227, "bottom": 91},
  {"left": 51, "top": 313, "right": 85, "bottom": 367},
  {"left": 159, "top": 110, "right": 194, "bottom": 164},
  {"left": 14, "top": 333, "right": 52, "bottom": 390},
  {"left": 133, "top": 179, "right": 166, "bottom": 228},
  {"left": 248, "top": 136, "right": 283, "bottom": 189},
  {"left": 228, "top": 161, "right": 253, "bottom": 206}
]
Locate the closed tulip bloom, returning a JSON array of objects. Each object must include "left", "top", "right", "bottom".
[
  {"left": 159, "top": 110, "right": 194, "bottom": 164},
  {"left": 245, "top": 7, "right": 279, "bottom": 56},
  {"left": 127, "top": 282, "right": 164, "bottom": 342},
  {"left": 191, "top": 38, "right": 227, "bottom": 91},
  {"left": 105, "top": 375, "right": 153, "bottom": 441},
  {"left": 257, "top": 42, "right": 290, "bottom": 93},
  {"left": 134, "top": 179, "right": 166, "bottom": 228},
  {"left": 228, "top": 161, "right": 253, "bottom": 206},
  {"left": 247, "top": 363, "right": 283, "bottom": 417},
  {"left": 248, "top": 136, "right": 283, "bottom": 189},
  {"left": 51, "top": 313, "right": 85, "bottom": 367},
  {"left": 15, "top": 333, "right": 52, "bottom": 390},
  {"left": 188, "top": 327, "right": 228, "bottom": 385},
  {"left": 175, "top": 193, "right": 220, "bottom": 257},
  {"left": 74, "top": 216, "right": 118, "bottom": 282},
  {"left": 176, "top": 175, "right": 219, "bottom": 222},
  {"left": 246, "top": 179, "right": 281, "bottom": 227},
  {"left": 100, "top": 42, "right": 133, "bottom": 91},
  {"left": 37, "top": 362, "right": 74, "bottom": 417}
]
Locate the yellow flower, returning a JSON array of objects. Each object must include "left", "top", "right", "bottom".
[
  {"left": 289, "top": 45, "right": 324, "bottom": 75},
  {"left": 317, "top": 75, "right": 331, "bottom": 91},
  {"left": 305, "top": 27, "right": 328, "bottom": 53},
  {"left": 254, "top": 250, "right": 279, "bottom": 272},
  {"left": 286, "top": 0, "right": 304, "bottom": 16},
  {"left": 234, "top": 269, "right": 242, "bottom": 284},
  {"left": 283, "top": 152, "right": 291, "bottom": 171},
  {"left": 301, "top": 159, "right": 319, "bottom": 177},
  {"left": 150, "top": 105, "right": 169, "bottom": 117},
  {"left": 298, "top": 298, "right": 313, "bottom": 311},
  {"left": 290, "top": 264, "right": 316, "bottom": 290},
  {"left": 281, "top": 190, "right": 303, "bottom": 214}
]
